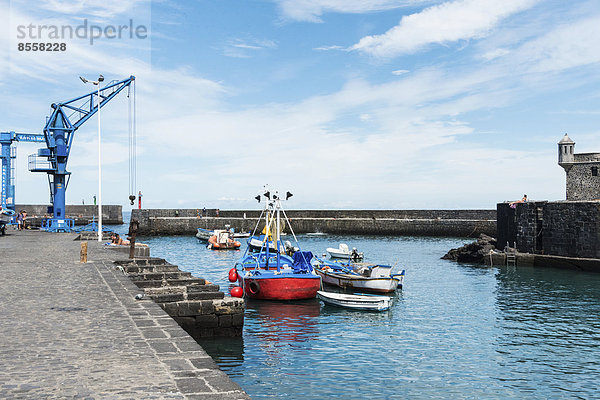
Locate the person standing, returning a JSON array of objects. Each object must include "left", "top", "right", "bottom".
[
  {"left": 16, "top": 210, "right": 23, "bottom": 230},
  {"left": 21, "top": 210, "right": 27, "bottom": 230}
]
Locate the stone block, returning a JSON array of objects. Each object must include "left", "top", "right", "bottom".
[
  {"left": 150, "top": 293, "right": 185, "bottom": 303},
  {"left": 159, "top": 302, "right": 179, "bottom": 315},
  {"left": 218, "top": 315, "right": 232, "bottom": 327},
  {"left": 187, "top": 284, "right": 220, "bottom": 293},
  {"left": 133, "top": 280, "right": 164, "bottom": 288},
  {"left": 198, "top": 328, "right": 214, "bottom": 337},
  {"left": 201, "top": 300, "right": 214, "bottom": 315},
  {"left": 231, "top": 313, "right": 244, "bottom": 327},
  {"left": 195, "top": 314, "right": 218, "bottom": 328},
  {"left": 213, "top": 298, "right": 244, "bottom": 315},
  {"left": 177, "top": 301, "right": 204, "bottom": 316},
  {"left": 173, "top": 316, "right": 196, "bottom": 331},
  {"left": 187, "top": 292, "right": 224, "bottom": 301},
  {"left": 190, "top": 357, "right": 218, "bottom": 370},
  {"left": 167, "top": 278, "right": 206, "bottom": 286}
]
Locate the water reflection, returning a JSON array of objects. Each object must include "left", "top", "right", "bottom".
[
  {"left": 493, "top": 265, "right": 600, "bottom": 395},
  {"left": 246, "top": 299, "right": 321, "bottom": 344}
]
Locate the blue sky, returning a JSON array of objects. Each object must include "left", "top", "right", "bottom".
[{"left": 2, "top": 0, "right": 600, "bottom": 210}]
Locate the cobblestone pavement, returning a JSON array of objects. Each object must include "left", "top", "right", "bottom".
[{"left": 0, "top": 230, "right": 250, "bottom": 399}]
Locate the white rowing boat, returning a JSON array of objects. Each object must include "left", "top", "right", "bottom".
[
  {"left": 317, "top": 291, "right": 391, "bottom": 311},
  {"left": 326, "top": 243, "right": 364, "bottom": 260}
]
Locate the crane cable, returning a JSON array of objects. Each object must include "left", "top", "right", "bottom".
[{"left": 127, "top": 80, "right": 137, "bottom": 204}]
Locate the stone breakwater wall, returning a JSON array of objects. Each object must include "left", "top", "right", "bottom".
[
  {"left": 132, "top": 209, "right": 497, "bottom": 237},
  {"left": 114, "top": 257, "right": 244, "bottom": 338},
  {"left": 497, "top": 201, "right": 600, "bottom": 258},
  {"left": 15, "top": 204, "right": 123, "bottom": 226}
]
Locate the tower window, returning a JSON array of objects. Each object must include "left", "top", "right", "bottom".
[{"left": 592, "top": 167, "right": 598, "bottom": 176}]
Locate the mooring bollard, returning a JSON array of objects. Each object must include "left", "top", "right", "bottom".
[
  {"left": 128, "top": 218, "right": 139, "bottom": 259},
  {"left": 80, "top": 241, "right": 88, "bottom": 263}
]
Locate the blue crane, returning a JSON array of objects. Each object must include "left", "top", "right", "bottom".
[
  {"left": 1, "top": 132, "right": 46, "bottom": 212},
  {"left": 1, "top": 75, "right": 135, "bottom": 231}
]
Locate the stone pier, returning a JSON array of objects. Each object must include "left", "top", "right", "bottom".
[
  {"left": 0, "top": 230, "right": 249, "bottom": 399},
  {"left": 132, "top": 208, "right": 496, "bottom": 237}
]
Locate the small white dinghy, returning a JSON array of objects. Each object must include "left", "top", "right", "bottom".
[
  {"left": 326, "top": 243, "right": 364, "bottom": 261},
  {"left": 317, "top": 290, "right": 391, "bottom": 311}
]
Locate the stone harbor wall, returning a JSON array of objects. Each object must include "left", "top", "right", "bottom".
[
  {"left": 14, "top": 204, "right": 123, "bottom": 226},
  {"left": 114, "top": 257, "right": 244, "bottom": 338},
  {"left": 131, "top": 209, "right": 497, "bottom": 237},
  {"left": 497, "top": 201, "right": 600, "bottom": 258}
]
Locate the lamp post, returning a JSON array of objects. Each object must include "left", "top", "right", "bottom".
[{"left": 80, "top": 74, "right": 104, "bottom": 242}]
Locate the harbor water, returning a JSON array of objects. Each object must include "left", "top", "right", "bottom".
[{"left": 112, "top": 222, "right": 600, "bottom": 399}]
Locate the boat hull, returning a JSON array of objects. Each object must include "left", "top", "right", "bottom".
[
  {"left": 195, "top": 228, "right": 212, "bottom": 242},
  {"left": 241, "top": 275, "right": 321, "bottom": 300},
  {"left": 315, "top": 268, "right": 402, "bottom": 293},
  {"left": 317, "top": 291, "right": 391, "bottom": 311},
  {"left": 326, "top": 250, "right": 364, "bottom": 260}
]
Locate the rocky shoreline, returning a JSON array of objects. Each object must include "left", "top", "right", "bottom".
[{"left": 442, "top": 234, "right": 497, "bottom": 263}]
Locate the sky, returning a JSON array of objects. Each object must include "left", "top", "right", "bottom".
[{"left": 1, "top": 0, "right": 600, "bottom": 210}]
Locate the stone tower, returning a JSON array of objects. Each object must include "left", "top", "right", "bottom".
[
  {"left": 558, "top": 133, "right": 575, "bottom": 169},
  {"left": 558, "top": 134, "right": 600, "bottom": 200}
]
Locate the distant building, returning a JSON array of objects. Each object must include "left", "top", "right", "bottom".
[{"left": 558, "top": 133, "right": 600, "bottom": 200}]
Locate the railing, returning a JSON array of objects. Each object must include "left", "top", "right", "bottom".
[{"left": 28, "top": 154, "right": 52, "bottom": 171}]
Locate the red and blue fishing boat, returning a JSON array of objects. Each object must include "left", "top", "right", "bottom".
[{"left": 229, "top": 189, "right": 321, "bottom": 300}]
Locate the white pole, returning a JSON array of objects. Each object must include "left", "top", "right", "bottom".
[{"left": 97, "top": 83, "right": 102, "bottom": 242}]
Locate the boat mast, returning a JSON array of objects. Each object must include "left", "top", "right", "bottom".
[
  {"left": 264, "top": 195, "right": 270, "bottom": 267},
  {"left": 275, "top": 194, "right": 281, "bottom": 272}
]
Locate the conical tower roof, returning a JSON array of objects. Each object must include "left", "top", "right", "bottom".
[{"left": 558, "top": 133, "right": 574, "bottom": 144}]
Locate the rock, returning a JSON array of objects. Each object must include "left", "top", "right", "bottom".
[{"left": 441, "top": 234, "right": 497, "bottom": 263}]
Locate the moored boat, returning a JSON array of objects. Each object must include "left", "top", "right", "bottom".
[
  {"left": 247, "top": 234, "right": 279, "bottom": 253},
  {"left": 197, "top": 227, "right": 250, "bottom": 243},
  {"left": 326, "top": 243, "right": 364, "bottom": 261},
  {"left": 207, "top": 230, "right": 241, "bottom": 250},
  {"left": 232, "top": 189, "right": 321, "bottom": 300},
  {"left": 313, "top": 259, "right": 405, "bottom": 293},
  {"left": 196, "top": 227, "right": 213, "bottom": 242},
  {"left": 317, "top": 291, "right": 391, "bottom": 311}
]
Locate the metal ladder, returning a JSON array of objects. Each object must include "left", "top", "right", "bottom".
[
  {"left": 505, "top": 241, "right": 517, "bottom": 267},
  {"left": 506, "top": 253, "right": 516, "bottom": 267}
]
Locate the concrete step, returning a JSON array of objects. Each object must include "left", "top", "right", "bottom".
[
  {"left": 187, "top": 291, "right": 225, "bottom": 301},
  {"left": 114, "top": 257, "right": 168, "bottom": 266},
  {"left": 128, "top": 271, "right": 192, "bottom": 281},
  {"left": 147, "top": 293, "right": 186, "bottom": 303},
  {"left": 123, "top": 264, "right": 180, "bottom": 274},
  {"left": 169, "top": 278, "right": 207, "bottom": 286},
  {"left": 132, "top": 278, "right": 207, "bottom": 289},
  {"left": 187, "top": 284, "right": 221, "bottom": 293}
]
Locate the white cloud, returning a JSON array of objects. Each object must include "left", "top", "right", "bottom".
[
  {"left": 392, "top": 69, "right": 409, "bottom": 75},
  {"left": 273, "top": 0, "right": 427, "bottom": 22},
  {"left": 223, "top": 38, "right": 277, "bottom": 58},
  {"left": 481, "top": 48, "right": 510, "bottom": 61},
  {"left": 352, "top": 0, "right": 538, "bottom": 57},
  {"left": 313, "top": 45, "right": 345, "bottom": 51},
  {"left": 514, "top": 16, "right": 600, "bottom": 73}
]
